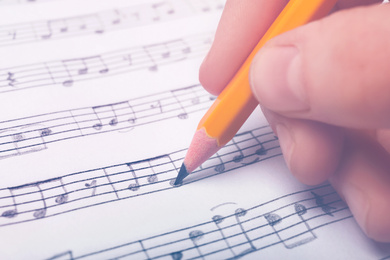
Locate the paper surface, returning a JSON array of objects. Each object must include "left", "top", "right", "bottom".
[{"left": 0, "top": 0, "right": 389, "bottom": 259}]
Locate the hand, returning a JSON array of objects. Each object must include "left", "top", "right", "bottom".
[{"left": 199, "top": 0, "right": 390, "bottom": 242}]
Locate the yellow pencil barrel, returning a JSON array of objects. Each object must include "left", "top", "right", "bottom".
[{"left": 198, "top": 0, "right": 338, "bottom": 147}]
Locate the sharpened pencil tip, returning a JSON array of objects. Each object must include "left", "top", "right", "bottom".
[{"left": 174, "top": 164, "right": 189, "bottom": 185}]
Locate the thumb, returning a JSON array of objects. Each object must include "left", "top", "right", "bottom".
[{"left": 250, "top": 3, "right": 390, "bottom": 129}]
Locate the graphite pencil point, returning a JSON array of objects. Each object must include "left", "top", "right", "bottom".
[{"left": 173, "top": 163, "right": 189, "bottom": 185}]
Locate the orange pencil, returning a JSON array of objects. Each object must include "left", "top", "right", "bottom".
[{"left": 174, "top": 0, "right": 338, "bottom": 185}]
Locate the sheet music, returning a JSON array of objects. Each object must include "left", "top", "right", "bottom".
[{"left": 0, "top": 0, "right": 389, "bottom": 259}]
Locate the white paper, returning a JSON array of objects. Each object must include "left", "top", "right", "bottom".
[{"left": 0, "top": 0, "right": 389, "bottom": 259}]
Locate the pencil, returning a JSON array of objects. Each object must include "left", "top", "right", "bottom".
[{"left": 174, "top": 0, "right": 338, "bottom": 185}]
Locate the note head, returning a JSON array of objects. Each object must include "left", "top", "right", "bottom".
[
  {"left": 33, "top": 208, "right": 47, "bottom": 219},
  {"left": 93, "top": 123, "right": 103, "bottom": 130},
  {"left": 2, "top": 209, "right": 18, "bottom": 218},
  {"left": 109, "top": 118, "right": 118, "bottom": 126},
  {"left": 128, "top": 183, "right": 140, "bottom": 191},
  {"left": 170, "top": 251, "right": 183, "bottom": 260},
  {"left": 191, "top": 98, "right": 200, "bottom": 105},
  {"left": 214, "top": 164, "right": 225, "bottom": 173},
  {"left": 265, "top": 213, "right": 282, "bottom": 226},
  {"left": 189, "top": 230, "right": 204, "bottom": 241},
  {"left": 295, "top": 203, "right": 307, "bottom": 216},
  {"left": 62, "top": 80, "right": 74, "bottom": 87},
  {"left": 162, "top": 52, "right": 170, "bottom": 59},
  {"left": 148, "top": 65, "right": 158, "bottom": 72},
  {"left": 147, "top": 174, "right": 158, "bottom": 183},
  {"left": 255, "top": 147, "right": 266, "bottom": 156},
  {"left": 55, "top": 194, "right": 68, "bottom": 204},
  {"left": 40, "top": 128, "right": 52, "bottom": 137},
  {"left": 78, "top": 68, "right": 88, "bottom": 75},
  {"left": 212, "top": 215, "right": 224, "bottom": 224},
  {"left": 177, "top": 113, "right": 188, "bottom": 120},
  {"left": 182, "top": 47, "right": 191, "bottom": 54},
  {"left": 235, "top": 208, "right": 247, "bottom": 217},
  {"left": 233, "top": 155, "right": 244, "bottom": 163}
]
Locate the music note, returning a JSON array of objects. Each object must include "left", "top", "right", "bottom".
[
  {"left": 61, "top": 60, "right": 74, "bottom": 87},
  {"left": 40, "top": 127, "right": 52, "bottom": 137},
  {"left": 213, "top": 153, "right": 225, "bottom": 173},
  {"left": 151, "top": 2, "right": 175, "bottom": 21},
  {"left": 170, "top": 251, "right": 183, "bottom": 260},
  {"left": 126, "top": 163, "right": 140, "bottom": 191},
  {"left": 1, "top": 189, "right": 18, "bottom": 218},
  {"left": 210, "top": 203, "right": 256, "bottom": 258},
  {"left": 170, "top": 88, "right": 191, "bottom": 120},
  {"left": 229, "top": 131, "right": 265, "bottom": 166},
  {"left": 9, "top": 125, "right": 48, "bottom": 156},
  {"left": 234, "top": 208, "right": 257, "bottom": 254},
  {"left": 264, "top": 202, "right": 317, "bottom": 249},
  {"left": 109, "top": 9, "right": 122, "bottom": 25},
  {"left": 54, "top": 178, "right": 69, "bottom": 205},
  {"left": 41, "top": 19, "right": 69, "bottom": 39},
  {"left": 231, "top": 139, "right": 245, "bottom": 163},
  {"left": 312, "top": 192, "right": 336, "bottom": 216},
  {"left": 189, "top": 230, "right": 205, "bottom": 257},
  {"left": 91, "top": 103, "right": 120, "bottom": 130},
  {"left": 143, "top": 45, "right": 159, "bottom": 71},
  {"left": 6, "top": 182, "right": 47, "bottom": 219},
  {"left": 85, "top": 180, "right": 97, "bottom": 196},
  {"left": 149, "top": 100, "right": 163, "bottom": 113}
]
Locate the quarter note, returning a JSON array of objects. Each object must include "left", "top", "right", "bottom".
[
  {"left": 126, "top": 163, "right": 140, "bottom": 191},
  {"left": 189, "top": 230, "right": 205, "bottom": 258},
  {"left": 1, "top": 189, "right": 18, "bottom": 218}
]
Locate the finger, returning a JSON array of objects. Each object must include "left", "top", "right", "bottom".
[
  {"left": 330, "top": 132, "right": 390, "bottom": 242},
  {"left": 250, "top": 3, "right": 390, "bottom": 128},
  {"left": 262, "top": 108, "right": 344, "bottom": 185},
  {"left": 199, "top": 0, "right": 288, "bottom": 95},
  {"left": 376, "top": 128, "right": 390, "bottom": 154}
]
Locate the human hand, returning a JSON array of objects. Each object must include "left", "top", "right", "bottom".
[{"left": 199, "top": 0, "right": 390, "bottom": 242}]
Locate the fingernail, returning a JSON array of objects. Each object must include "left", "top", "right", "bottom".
[
  {"left": 250, "top": 46, "right": 309, "bottom": 112},
  {"left": 342, "top": 184, "right": 370, "bottom": 235},
  {"left": 275, "top": 124, "right": 294, "bottom": 168}
]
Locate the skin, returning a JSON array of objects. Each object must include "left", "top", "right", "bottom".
[{"left": 199, "top": 0, "right": 390, "bottom": 242}]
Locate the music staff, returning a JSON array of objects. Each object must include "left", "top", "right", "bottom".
[
  {"left": 44, "top": 185, "right": 351, "bottom": 260},
  {"left": 0, "top": 84, "right": 214, "bottom": 160},
  {"left": 0, "top": 32, "right": 212, "bottom": 93},
  {"left": 0, "top": 125, "right": 280, "bottom": 228},
  {"left": 0, "top": 0, "right": 224, "bottom": 46}
]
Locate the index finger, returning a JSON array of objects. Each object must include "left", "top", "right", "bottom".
[
  {"left": 199, "top": 0, "right": 380, "bottom": 96},
  {"left": 199, "top": 0, "right": 288, "bottom": 95}
]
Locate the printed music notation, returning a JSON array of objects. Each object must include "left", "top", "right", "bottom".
[
  {"left": 0, "top": 84, "right": 214, "bottom": 160},
  {"left": 45, "top": 185, "right": 351, "bottom": 260},
  {"left": 0, "top": 126, "right": 281, "bottom": 228},
  {"left": 0, "top": 0, "right": 224, "bottom": 46},
  {"left": 0, "top": 33, "right": 212, "bottom": 93}
]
